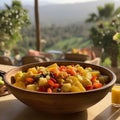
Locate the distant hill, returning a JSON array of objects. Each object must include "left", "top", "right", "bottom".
[{"left": 23, "top": 0, "right": 120, "bottom": 27}]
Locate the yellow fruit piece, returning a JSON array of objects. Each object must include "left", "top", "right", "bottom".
[
  {"left": 77, "top": 66, "right": 86, "bottom": 76},
  {"left": 91, "top": 71, "right": 100, "bottom": 77},
  {"left": 70, "top": 85, "right": 80, "bottom": 92},
  {"left": 67, "top": 76, "right": 78, "bottom": 83},
  {"left": 47, "top": 63, "right": 58, "bottom": 69},
  {"left": 47, "top": 63, "right": 59, "bottom": 74},
  {"left": 61, "top": 83, "right": 72, "bottom": 92},
  {"left": 13, "top": 81, "right": 25, "bottom": 89},
  {"left": 80, "top": 78, "right": 92, "bottom": 87},
  {"left": 27, "top": 67, "right": 38, "bottom": 74},
  {"left": 73, "top": 81, "right": 86, "bottom": 92},
  {"left": 38, "top": 78, "right": 48, "bottom": 86},
  {"left": 14, "top": 71, "right": 24, "bottom": 81},
  {"left": 67, "top": 76, "right": 86, "bottom": 92},
  {"left": 26, "top": 84, "right": 36, "bottom": 91},
  {"left": 37, "top": 67, "right": 46, "bottom": 72},
  {"left": 70, "top": 85, "right": 85, "bottom": 92}
]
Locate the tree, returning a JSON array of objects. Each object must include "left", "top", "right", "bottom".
[
  {"left": 86, "top": 3, "right": 120, "bottom": 67},
  {"left": 0, "top": 0, "right": 30, "bottom": 53}
]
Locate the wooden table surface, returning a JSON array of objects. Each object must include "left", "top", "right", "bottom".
[{"left": 0, "top": 64, "right": 120, "bottom": 120}]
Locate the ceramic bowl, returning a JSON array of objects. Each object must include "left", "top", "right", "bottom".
[{"left": 4, "top": 61, "right": 116, "bottom": 114}]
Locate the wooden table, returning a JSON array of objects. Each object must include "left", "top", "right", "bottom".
[{"left": 0, "top": 64, "right": 120, "bottom": 120}]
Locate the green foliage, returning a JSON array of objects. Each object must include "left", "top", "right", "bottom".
[
  {"left": 0, "top": 0, "right": 30, "bottom": 51},
  {"left": 45, "top": 37, "right": 92, "bottom": 52},
  {"left": 41, "top": 24, "right": 88, "bottom": 50},
  {"left": 17, "top": 23, "right": 91, "bottom": 56},
  {"left": 86, "top": 3, "right": 120, "bottom": 67},
  {"left": 97, "top": 3, "right": 114, "bottom": 18}
]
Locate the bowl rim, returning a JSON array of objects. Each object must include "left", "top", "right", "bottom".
[{"left": 4, "top": 61, "right": 116, "bottom": 95}]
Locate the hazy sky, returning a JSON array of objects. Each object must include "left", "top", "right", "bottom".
[
  {"left": 0, "top": 0, "right": 98, "bottom": 7},
  {"left": 0, "top": 0, "right": 119, "bottom": 7},
  {"left": 41, "top": 0, "right": 97, "bottom": 4}
]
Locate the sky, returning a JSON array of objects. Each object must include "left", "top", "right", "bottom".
[
  {"left": 0, "top": 0, "right": 120, "bottom": 7},
  {"left": 41, "top": 0, "right": 97, "bottom": 4},
  {"left": 0, "top": 0, "right": 98, "bottom": 7}
]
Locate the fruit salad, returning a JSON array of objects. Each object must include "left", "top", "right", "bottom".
[{"left": 12, "top": 63, "right": 109, "bottom": 93}]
